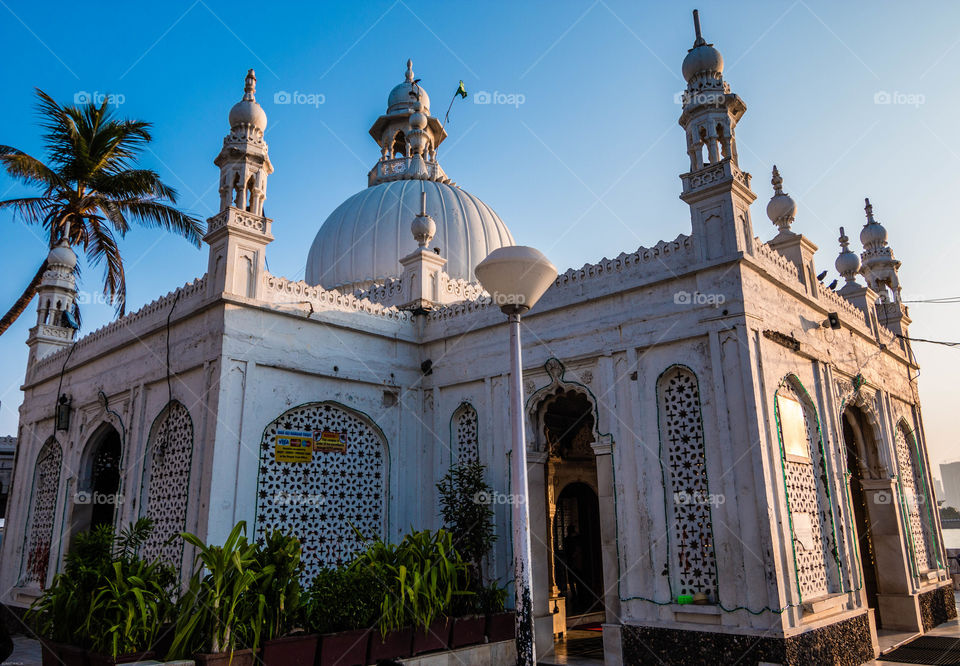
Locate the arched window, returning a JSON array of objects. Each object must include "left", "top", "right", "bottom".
[
  {"left": 451, "top": 403, "right": 479, "bottom": 465},
  {"left": 23, "top": 438, "right": 62, "bottom": 585},
  {"left": 657, "top": 366, "right": 718, "bottom": 598},
  {"left": 895, "top": 421, "right": 938, "bottom": 572},
  {"left": 255, "top": 401, "right": 388, "bottom": 581},
  {"left": 140, "top": 401, "right": 194, "bottom": 566},
  {"left": 775, "top": 376, "right": 840, "bottom": 600}
]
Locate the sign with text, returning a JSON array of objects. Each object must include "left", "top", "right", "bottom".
[
  {"left": 314, "top": 430, "right": 347, "bottom": 453},
  {"left": 777, "top": 393, "right": 810, "bottom": 461},
  {"left": 275, "top": 429, "right": 314, "bottom": 462}
]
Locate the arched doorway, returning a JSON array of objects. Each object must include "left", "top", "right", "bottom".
[
  {"left": 842, "top": 405, "right": 880, "bottom": 617},
  {"left": 69, "top": 424, "right": 123, "bottom": 542},
  {"left": 554, "top": 482, "right": 604, "bottom": 616}
]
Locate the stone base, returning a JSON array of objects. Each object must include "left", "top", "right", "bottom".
[
  {"left": 919, "top": 583, "right": 958, "bottom": 631},
  {"left": 621, "top": 612, "right": 874, "bottom": 666},
  {"left": 398, "top": 639, "right": 516, "bottom": 664}
]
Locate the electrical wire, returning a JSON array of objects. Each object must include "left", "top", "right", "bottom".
[{"left": 896, "top": 334, "right": 960, "bottom": 348}]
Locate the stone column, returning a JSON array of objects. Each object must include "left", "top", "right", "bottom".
[{"left": 526, "top": 450, "right": 554, "bottom": 657}]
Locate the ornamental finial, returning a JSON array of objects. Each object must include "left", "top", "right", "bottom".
[
  {"left": 244, "top": 69, "right": 256, "bottom": 100},
  {"left": 771, "top": 165, "right": 783, "bottom": 195},
  {"left": 864, "top": 197, "right": 875, "bottom": 224},
  {"left": 692, "top": 10, "right": 706, "bottom": 47},
  {"left": 411, "top": 190, "right": 436, "bottom": 248},
  {"left": 405, "top": 59, "right": 414, "bottom": 83}
]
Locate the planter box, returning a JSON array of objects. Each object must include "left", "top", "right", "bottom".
[
  {"left": 58, "top": 644, "right": 90, "bottom": 666},
  {"left": 317, "top": 628, "right": 370, "bottom": 666},
  {"left": 88, "top": 650, "right": 156, "bottom": 666},
  {"left": 261, "top": 634, "right": 318, "bottom": 666},
  {"left": 485, "top": 611, "right": 516, "bottom": 643},
  {"left": 39, "top": 640, "right": 62, "bottom": 666},
  {"left": 410, "top": 618, "right": 451, "bottom": 655},
  {"left": 153, "top": 623, "right": 176, "bottom": 659},
  {"left": 450, "top": 615, "right": 485, "bottom": 648},
  {"left": 366, "top": 626, "right": 413, "bottom": 662},
  {"left": 194, "top": 648, "right": 256, "bottom": 666}
]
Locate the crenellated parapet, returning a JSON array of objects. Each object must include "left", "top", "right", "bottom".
[{"left": 261, "top": 272, "right": 409, "bottom": 321}]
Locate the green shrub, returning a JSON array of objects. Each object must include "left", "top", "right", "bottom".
[{"left": 305, "top": 567, "right": 379, "bottom": 635}]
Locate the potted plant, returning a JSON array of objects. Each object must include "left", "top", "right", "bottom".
[
  {"left": 480, "top": 583, "right": 514, "bottom": 643},
  {"left": 305, "top": 567, "right": 376, "bottom": 666},
  {"left": 167, "top": 521, "right": 269, "bottom": 666},
  {"left": 256, "top": 531, "right": 317, "bottom": 666}
]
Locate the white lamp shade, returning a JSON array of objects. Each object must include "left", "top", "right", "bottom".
[{"left": 475, "top": 246, "right": 558, "bottom": 311}]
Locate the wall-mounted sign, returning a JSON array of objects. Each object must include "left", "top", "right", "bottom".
[
  {"left": 777, "top": 393, "right": 810, "bottom": 461},
  {"left": 276, "top": 429, "right": 314, "bottom": 462},
  {"left": 315, "top": 430, "right": 347, "bottom": 453}
]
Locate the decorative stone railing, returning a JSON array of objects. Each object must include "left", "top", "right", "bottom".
[
  {"left": 819, "top": 283, "right": 869, "bottom": 329},
  {"left": 368, "top": 157, "right": 450, "bottom": 185},
  {"left": 262, "top": 273, "right": 409, "bottom": 321},
  {"left": 752, "top": 237, "right": 802, "bottom": 285},
  {"left": 555, "top": 234, "right": 694, "bottom": 288},
  {"left": 354, "top": 277, "right": 404, "bottom": 305},
  {"left": 33, "top": 274, "right": 210, "bottom": 373}
]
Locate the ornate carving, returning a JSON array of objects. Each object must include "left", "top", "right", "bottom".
[
  {"left": 895, "top": 423, "right": 934, "bottom": 572},
  {"left": 452, "top": 404, "right": 479, "bottom": 465},
  {"left": 24, "top": 439, "right": 62, "bottom": 585}
]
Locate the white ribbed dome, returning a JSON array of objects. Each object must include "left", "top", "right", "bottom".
[{"left": 306, "top": 180, "right": 514, "bottom": 290}]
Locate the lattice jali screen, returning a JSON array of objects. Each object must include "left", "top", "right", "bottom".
[
  {"left": 657, "top": 367, "right": 718, "bottom": 597},
  {"left": 141, "top": 401, "right": 194, "bottom": 566},
  {"left": 23, "top": 439, "right": 62, "bottom": 585},
  {"left": 255, "top": 402, "right": 387, "bottom": 580},
  {"left": 895, "top": 423, "right": 934, "bottom": 572},
  {"left": 452, "top": 403, "right": 479, "bottom": 465},
  {"left": 776, "top": 382, "right": 837, "bottom": 600}
]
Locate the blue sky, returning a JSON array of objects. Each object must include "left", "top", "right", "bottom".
[{"left": 1, "top": 1, "right": 958, "bottom": 468}]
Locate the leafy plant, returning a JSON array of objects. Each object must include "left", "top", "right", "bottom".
[
  {"left": 476, "top": 581, "right": 508, "bottom": 614},
  {"left": 436, "top": 462, "right": 496, "bottom": 592},
  {"left": 304, "top": 567, "right": 379, "bottom": 635},
  {"left": 254, "top": 530, "right": 303, "bottom": 640},
  {"left": 168, "top": 521, "right": 271, "bottom": 658},
  {"left": 351, "top": 529, "right": 469, "bottom": 636}
]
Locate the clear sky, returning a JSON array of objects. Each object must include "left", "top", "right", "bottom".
[{"left": 0, "top": 1, "right": 958, "bottom": 469}]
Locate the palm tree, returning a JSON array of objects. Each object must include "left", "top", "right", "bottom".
[{"left": 0, "top": 89, "right": 203, "bottom": 336}]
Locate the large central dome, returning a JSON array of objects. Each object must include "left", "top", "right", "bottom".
[{"left": 305, "top": 60, "right": 514, "bottom": 291}]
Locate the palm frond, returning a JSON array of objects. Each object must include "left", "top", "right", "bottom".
[
  {"left": 0, "top": 196, "right": 54, "bottom": 226},
  {"left": 114, "top": 200, "right": 203, "bottom": 246},
  {"left": 0, "top": 148, "right": 65, "bottom": 191},
  {"left": 83, "top": 221, "right": 126, "bottom": 315},
  {"left": 89, "top": 169, "right": 177, "bottom": 201}
]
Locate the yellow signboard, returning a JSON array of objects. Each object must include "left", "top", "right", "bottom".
[
  {"left": 275, "top": 429, "right": 314, "bottom": 462},
  {"left": 314, "top": 430, "right": 347, "bottom": 453}
]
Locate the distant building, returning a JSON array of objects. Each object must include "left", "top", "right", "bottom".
[
  {"left": 941, "top": 462, "right": 960, "bottom": 510},
  {"left": 0, "top": 435, "right": 16, "bottom": 517}
]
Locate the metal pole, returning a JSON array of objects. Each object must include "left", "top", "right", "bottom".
[{"left": 509, "top": 311, "right": 536, "bottom": 666}]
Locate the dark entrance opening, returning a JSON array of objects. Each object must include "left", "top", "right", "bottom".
[
  {"left": 842, "top": 406, "right": 881, "bottom": 623},
  {"left": 553, "top": 482, "right": 604, "bottom": 616},
  {"left": 89, "top": 429, "right": 122, "bottom": 529}
]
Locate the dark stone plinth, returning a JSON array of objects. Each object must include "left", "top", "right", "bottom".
[
  {"left": 621, "top": 612, "right": 873, "bottom": 666},
  {"left": 919, "top": 584, "right": 957, "bottom": 632}
]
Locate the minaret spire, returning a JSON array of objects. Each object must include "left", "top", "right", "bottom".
[
  {"left": 766, "top": 165, "right": 797, "bottom": 237},
  {"left": 859, "top": 197, "right": 901, "bottom": 303},
  {"left": 692, "top": 9, "right": 706, "bottom": 46},
  {"left": 835, "top": 226, "right": 861, "bottom": 294}
]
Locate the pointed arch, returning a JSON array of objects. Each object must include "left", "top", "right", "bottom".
[
  {"left": 22, "top": 437, "right": 62, "bottom": 586},
  {"left": 774, "top": 374, "right": 841, "bottom": 601},
  {"left": 656, "top": 364, "right": 718, "bottom": 598},
  {"left": 139, "top": 400, "right": 194, "bottom": 567},
  {"left": 526, "top": 358, "right": 613, "bottom": 453},
  {"left": 254, "top": 401, "right": 389, "bottom": 581},
  {"left": 894, "top": 418, "right": 940, "bottom": 573},
  {"left": 450, "top": 402, "right": 479, "bottom": 466}
]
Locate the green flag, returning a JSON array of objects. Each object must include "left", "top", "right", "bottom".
[
  {"left": 445, "top": 80, "right": 469, "bottom": 124},
  {"left": 455, "top": 80, "right": 468, "bottom": 99}
]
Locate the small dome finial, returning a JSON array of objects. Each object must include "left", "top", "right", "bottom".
[
  {"left": 766, "top": 165, "right": 796, "bottom": 235},
  {"left": 864, "top": 197, "right": 875, "bottom": 223},
  {"left": 836, "top": 226, "right": 861, "bottom": 289},
  {"left": 771, "top": 165, "right": 783, "bottom": 194},
  {"left": 405, "top": 59, "right": 414, "bottom": 83},
  {"left": 693, "top": 9, "right": 706, "bottom": 46},
  {"left": 244, "top": 69, "right": 256, "bottom": 100},
  {"left": 411, "top": 189, "right": 436, "bottom": 249}
]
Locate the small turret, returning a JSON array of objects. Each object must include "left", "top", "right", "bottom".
[
  {"left": 835, "top": 226, "right": 861, "bottom": 294},
  {"left": 766, "top": 165, "right": 797, "bottom": 237},
  {"left": 859, "top": 198, "right": 901, "bottom": 303}
]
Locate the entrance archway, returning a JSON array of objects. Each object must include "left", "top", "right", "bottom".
[
  {"left": 69, "top": 424, "right": 123, "bottom": 542},
  {"left": 554, "top": 482, "right": 604, "bottom": 617},
  {"left": 842, "top": 405, "right": 880, "bottom": 617}
]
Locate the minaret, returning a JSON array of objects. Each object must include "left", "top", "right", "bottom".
[
  {"left": 27, "top": 234, "right": 78, "bottom": 370},
  {"left": 859, "top": 198, "right": 902, "bottom": 303},
  {"left": 835, "top": 226, "right": 862, "bottom": 296},
  {"left": 678, "top": 10, "right": 757, "bottom": 261},
  {"left": 367, "top": 60, "right": 450, "bottom": 186},
  {"left": 205, "top": 70, "right": 275, "bottom": 299}
]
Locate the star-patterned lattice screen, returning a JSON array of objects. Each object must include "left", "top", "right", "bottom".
[
  {"left": 776, "top": 382, "right": 837, "bottom": 600},
  {"left": 140, "top": 401, "right": 194, "bottom": 567},
  {"left": 255, "top": 402, "right": 387, "bottom": 580},
  {"left": 895, "top": 422, "right": 934, "bottom": 572},
  {"left": 23, "top": 439, "right": 62, "bottom": 585},
  {"left": 452, "top": 403, "right": 479, "bottom": 465},
  {"left": 657, "top": 366, "right": 718, "bottom": 597}
]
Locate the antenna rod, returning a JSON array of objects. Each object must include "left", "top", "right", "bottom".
[{"left": 693, "top": 9, "right": 702, "bottom": 41}]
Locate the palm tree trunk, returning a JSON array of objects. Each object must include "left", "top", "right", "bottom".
[{"left": 0, "top": 261, "right": 47, "bottom": 336}]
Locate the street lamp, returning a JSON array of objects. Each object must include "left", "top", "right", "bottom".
[{"left": 475, "top": 246, "right": 557, "bottom": 666}]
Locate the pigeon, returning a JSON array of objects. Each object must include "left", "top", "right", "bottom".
[
  {"left": 828, "top": 280, "right": 838, "bottom": 290},
  {"left": 817, "top": 270, "right": 828, "bottom": 282}
]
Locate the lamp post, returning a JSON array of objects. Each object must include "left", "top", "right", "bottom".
[{"left": 475, "top": 246, "right": 557, "bottom": 666}]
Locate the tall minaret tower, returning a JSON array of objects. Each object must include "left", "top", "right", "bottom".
[
  {"left": 205, "top": 70, "right": 275, "bottom": 299},
  {"left": 678, "top": 10, "right": 756, "bottom": 261},
  {"left": 26, "top": 235, "right": 78, "bottom": 370}
]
